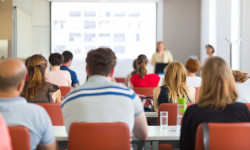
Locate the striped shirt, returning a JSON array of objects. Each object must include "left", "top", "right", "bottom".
[{"left": 62, "top": 75, "right": 143, "bottom": 133}]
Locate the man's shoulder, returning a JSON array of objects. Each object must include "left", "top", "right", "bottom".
[{"left": 19, "top": 102, "right": 48, "bottom": 116}]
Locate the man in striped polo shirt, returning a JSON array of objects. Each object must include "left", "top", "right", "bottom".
[{"left": 62, "top": 48, "right": 148, "bottom": 140}]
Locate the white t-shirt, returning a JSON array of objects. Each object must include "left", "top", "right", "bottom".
[
  {"left": 46, "top": 70, "right": 71, "bottom": 86},
  {"left": 186, "top": 76, "right": 202, "bottom": 87},
  {"left": 236, "top": 80, "right": 250, "bottom": 103},
  {"left": 62, "top": 75, "right": 144, "bottom": 134}
]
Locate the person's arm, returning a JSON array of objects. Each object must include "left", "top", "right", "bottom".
[
  {"left": 71, "top": 72, "right": 79, "bottom": 88},
  {"left": 153, "top": 87, "right": 161, "bottom": 112},
  {"left": 37, "top": 141, "right": 56, "bottom": 150},
  {"left": 133, "top": 113, "right": 148, "bottom": 140},
  {"left": 129, "top": 82, "right": 134, "bottom": 89},
  {"left": 54, "top": 89, "right": 61, "bottom": 103},
  {"left": 151, "top": 53, "right": 156, "bottom": 66}
]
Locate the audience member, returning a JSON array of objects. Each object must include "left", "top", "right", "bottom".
[
  {"left": 130, "top": 54, "right": 160, "bottom": 88},
  {"left": 0, "top": 58, "right": 56, "bottom": 150},
  {"left": 46, "top": 53, "right": 71, "bottom": 86},
  {"left": 153, "top": 62, "right": 195, "bottom": 112},
  {"left": 0, "top": 115, "right": 11, "bottom": 150},
  {"left": 204, "top": 44, "right": 215, "bottom": 65},
  {"left": 185, "top": 58, "right": 201, "bottom": 87},
  {"left": 62, "top": 48, "right": 148, "bottom": 140},
  {"left": 22, "top": 54, "right": 61, "bottom": 103},
  {"left": 125, "top": 59, "right": 138, "bottom": 86},
  {"left": 180, "top": 56, "right": 250, "bottom": 150},
  {"left": 151, "top": 41, "right": 173, "bottom": 66},
  {"left": 232, "top": 70, "right": 250, "bottom": 103},
  {"left": 60, "top": 51, "right": 79, "bottom": 87}
]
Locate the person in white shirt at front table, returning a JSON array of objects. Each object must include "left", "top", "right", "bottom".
[{"left": 62, "top": 48, "right": 148, "bottom": 140}]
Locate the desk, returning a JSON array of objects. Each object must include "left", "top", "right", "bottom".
[{"left": 53, "top": 126, "right": 180, "bottom": 150}]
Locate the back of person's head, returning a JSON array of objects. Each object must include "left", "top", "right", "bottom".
[
  {"left": 198, "top": 56, "right": 238, "bottom": 110},
  {"left": 205, "top": 44, "right": 215, "bottom": 54},
  {"left": 185, "top": 58, "right": 201, "bottom": 73},
  {"left": 131, "top": 59, "right": 138, "bottom": 76},
  {"left": 0, "top": 58, "right": 26, "bottom": 93},
  {"left": 49, "top": 53, "right": 63, "bottom": 66},
  {"left": 86, "top": 48, "right": 117, "bottom": 76},
  {"left": 22, "top": 54, "right": 47, "bottom": 99},
  {"left": 156, "top": 41, "right": 165, "bottom": 52},
  {"left": 62, "top": 51, "right": 73, "bottom": 63},
  {"left": 163, "top": 62, "right": 190, "bottom": 103},
  {"left": 232, "top": 70, "right": 249, "bottom": 83},
  {"left": 137, "top": 54, "right": 148, "bottom": 79}
]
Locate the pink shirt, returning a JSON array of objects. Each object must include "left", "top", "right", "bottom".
[
  {"left": 46, "top": 70, "right": 71, "bottom": 86},
  {"left": 130, "top": 74, "right": 160, "bottom": 87},
  {"left": 0, "top": 115, "right": 12, "bottom": 150}
]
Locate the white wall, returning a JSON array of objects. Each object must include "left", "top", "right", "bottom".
[
  {"left": 163, "top": 0, "right": 201, "bottom": 64},
  {"left": 241, "top": 0, "right": 250, "bottom": 74}
]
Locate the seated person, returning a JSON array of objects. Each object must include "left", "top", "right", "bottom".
[
  {"left": 0, "top": 115, "right": 11, "bottom": 150},
  {"left": 153, "top": 62, "right": 195, "bottom": 112},
  {"left": 22, "top": 54, "right": 61, "bottom": 103},
  {"left": 125, "top": 59, "right": 138, "bottom": 87},
  {"left": 0, "top": 58, "right": 56, "bottom": 150},
  {"left": 46, "top": 53, "right": 71, "bottom": 86},
  {"left": 232, "top": 70, "right": 250, "bottom": 103},
  {"left": 62, "top": 48, "right": 148, "bottom": 140},
  {"left": 60, "top": 51, "right": 79, "bottom": 87},
  {"left": 130, "top": 54, "right": 160, "bottom": 88},
  {"left": 180, "top": 57, "right": 250, "bottom": 150},
  {"left": 185, "top": 58, "right": 201, "bottom": 87}
]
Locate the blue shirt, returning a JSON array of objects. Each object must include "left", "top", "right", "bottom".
[
  {"left": 60, "top": 65, "right": 78, "bottom": 87},
  {"left": 0, "top": 97, "right": 55, "bottom": 150}
]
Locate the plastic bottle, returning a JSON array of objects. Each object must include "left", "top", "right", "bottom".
[{"left": 177, "top": 98, "right": 187, "bottom": 129}]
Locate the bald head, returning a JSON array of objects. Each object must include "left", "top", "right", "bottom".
[{"left": 0, "top": 58, "right": 26, "bottom": 92}]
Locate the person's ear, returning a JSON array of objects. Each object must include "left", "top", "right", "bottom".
[
  {"left": 86, "top": 65, "right": 89, "bottom": 75},
  {"left": 17, "top": 80, "right": 25, "bottom": 93},
  {"left": 109, "top": 69, "right": 115, "bottom": 78}
]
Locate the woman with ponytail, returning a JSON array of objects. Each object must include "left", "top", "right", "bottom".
[
  {"left": 22, "top": 54, "right": 61, "bottom": 103},
  {"left": 130, "top": 54, "right": 160, "bottom": 88}
]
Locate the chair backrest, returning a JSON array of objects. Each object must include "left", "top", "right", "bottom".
[
  {"left": 115, "top": 77, "right": 126, "bottom": 84},
  {"left": 194, "top": 87, "right": 200, "bottom": 102},
  {"left": 134, "top": 87, "right": 155, "bottom": 98},
  {"left": 37, "top": 103, "right": 64, "bottom": 125},
  {"left": 157, "top": 103, "right": 194, "bottom": 125},
  {"left": 195, "top": 123, "right": 250, "bottom": 150},
  {"left": 8, "top": 126, "right": 30, "bottom": 150},
  {"left": 244, "top": 103, "right": 250, "bottom": 110},
  {"left": 59, "top": 86, "right": 72, "bottom": 98},
  {"left": 68, "top": 122, "right": 130, "bottom": 150}
]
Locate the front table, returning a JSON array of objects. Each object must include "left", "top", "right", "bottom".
[{"left": 53, "top": 126, "right": 180, "bottom": 150}]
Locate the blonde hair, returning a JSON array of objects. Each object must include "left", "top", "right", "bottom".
[
  {"left": 198, "top": 56, "right": 238, "bottom": 110},
  {"left": 22, "top": 54, "right": 47, "bottom": 99},
  {"left": 137, "top": 54, "right": 148, "bottom": 79},
  {"left": 163, "top": 62, "right": 191, "bottom": 103},
  {"left": 156, "top": 41, "right": 166, "bottom": 52}
]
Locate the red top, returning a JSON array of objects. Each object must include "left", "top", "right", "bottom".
[
  {"left": 0, "top": 115, "right": 12, "bottom": 150},
  {"left": 130, "top": 74, "right": 160, "bottom": 87}
]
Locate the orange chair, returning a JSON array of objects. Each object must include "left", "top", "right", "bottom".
[
  {"left": 194, "top": 87, "right": 200, "bottom": 102},
  {"left": 195, "top": 123, "right": 250, "bottom": 150},
  {"left": 8, "top": 126, "right": 30, "bottom": 150},
  {"left": 134, "top": 87, "right": 155, "bottom": 98},
  {"left": 157, "top": 103, "right": 194, "bottom": 125},
  {"left": 37, "top": 103, "right": 64, "bottom": 125},
  {"left": 115, "top": 77, "right": 126, "bottom": 84},
  {"left": 68, "top": 122, "right": 130, "bottom": 150},
  {"left": 245, "top": 103, "right": 250, "bottom": 110},
  {"left": 59, "top": 86, "right": 72, "bottom": 98}
]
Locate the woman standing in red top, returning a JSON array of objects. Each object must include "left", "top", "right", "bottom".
[{"left": 130, "top": 54, "right": 160, "bottom": 88}]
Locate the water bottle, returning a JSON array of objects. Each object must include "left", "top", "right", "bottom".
[{"left": 177, "top": 98, "right": 187, "bottom": 129}]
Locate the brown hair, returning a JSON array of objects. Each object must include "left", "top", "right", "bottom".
[
  {"left": 86, "top": 48, "right": 117, "bottom": 76},
  {"left": 22, "top": 54, "right": 47, "bottom": 99},
  {"left": 198, "top": 56, "right": 238, "bottom": 110},
  {"left": 137, "top": 54, "right": 148, "bottom": 79},
  {"left": 163, "top": 62, "right": 191, "bottom": 103},
  {"left": 232, "top": 70, "right": 249, "bottom": 83},
  {"left": 205, "top": 44, "right": 215, "bottom": 54},
  {"left": 156, "top": 41, "right": 166, "bottom": 52},
  {"left": 185, "top": 58, "right": 201, "bottom": 73}
]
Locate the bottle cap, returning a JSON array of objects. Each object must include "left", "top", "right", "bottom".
[{"left": 178, "top": 98, "right": 186, "bottom": 105}]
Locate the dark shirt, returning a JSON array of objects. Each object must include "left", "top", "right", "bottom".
[
  {"left": 158, "top": 86, "right": 191, "bottom": 106},
  {"left": 180, "top": 102, "right": 250, "bottom": 150},
  {"left": 25, "top": 82, "right": 59, "bottom": 103},
  {"left": 60, "top": 65, "right": 78, "bottom": 87}
]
